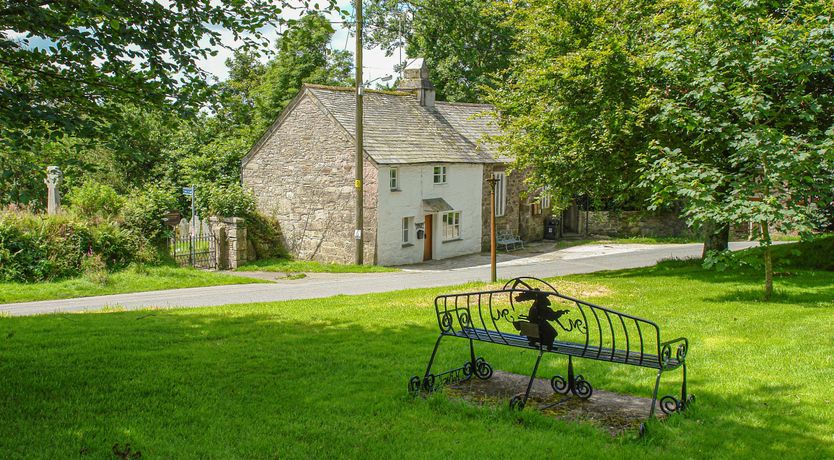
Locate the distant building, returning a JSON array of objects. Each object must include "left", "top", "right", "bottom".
[{"left": 241, "top": 59, "right": 552, "bottom": 265}]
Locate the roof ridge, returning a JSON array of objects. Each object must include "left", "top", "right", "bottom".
[
  {"left": 303, "top": 83, "right": 412, "bottom": 97},
  {"left": 434, "top": 101, "right": 495, "bottom": 108}
]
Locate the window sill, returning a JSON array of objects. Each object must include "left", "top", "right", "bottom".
[
  {"left": 442, "top": 238, "right": 463, "bottom": 244},
  {"left": 401, "top": 243, "right": 414, "bottom": 248}
]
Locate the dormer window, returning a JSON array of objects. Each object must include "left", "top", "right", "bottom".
[
  {"left": 390, "top": 167, "right": 399, "bottom": 191},
  {"left": 433, "top": 166, "right": 447, "bottom": 184}
]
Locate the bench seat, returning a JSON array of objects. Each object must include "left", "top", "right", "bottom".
[{"left": 450, "top": 327, "right": 679, "bottom": 369}]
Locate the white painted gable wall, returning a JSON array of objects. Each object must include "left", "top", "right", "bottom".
[{"left": 376, "top": 164, "right": 484, "bottom": 266}]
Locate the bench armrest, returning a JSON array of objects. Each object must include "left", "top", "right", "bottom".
[{"left": 660, "top": 337, "right": 689, "bottom": 366}]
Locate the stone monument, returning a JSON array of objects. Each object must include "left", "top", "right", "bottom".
[{"left": 44, "top": 166, "right": 63, "bottom": 215}]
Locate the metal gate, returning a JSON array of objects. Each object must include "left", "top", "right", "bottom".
[{"left": 169, "top": 218, "right": 215, "bottom": 269}]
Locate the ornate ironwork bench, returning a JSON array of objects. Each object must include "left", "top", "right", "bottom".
[{"left": 409, "top": 277, "right": 693, "bottom": 426}]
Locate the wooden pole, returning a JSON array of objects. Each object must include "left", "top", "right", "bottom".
[
  {"left": 488, "top": 177, "right": 498, "bottom": 282},
  {"left": 354, "top": 0, "right": 364, "bottom": 265}
]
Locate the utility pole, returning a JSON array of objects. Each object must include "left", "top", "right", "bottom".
[
  {"left": 354, "top": 0, "right": 364, "bottom": 265},
  {"left": 487, "top": 177, "right": 498, "bottom": 282}
]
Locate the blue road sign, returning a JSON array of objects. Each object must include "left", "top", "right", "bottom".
[{"left": 182, "top": 187, "right": 193, "bottom": 196}]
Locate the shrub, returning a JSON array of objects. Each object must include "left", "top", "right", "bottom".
[
  {"left": 247, "top": 212, "right": 287, "bottom": 260},
  {"left": 121, "top": 184, "right": 179, "bottom": 245},
  {"left": 197, "top": 183, "right": 255, "bottom": 218},
  {"left": 81, "top": 253, "right": 109, "bottom": 285},
  {"left": 65, "top": 180, "right": 124, "bottom": 219},
  {"left": 0, "top": 210, "right": 138, "bottom": 282}
]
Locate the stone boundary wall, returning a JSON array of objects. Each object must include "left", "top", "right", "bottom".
[{"left": 579, "top": 211, "right": 693, "bottom": 238}]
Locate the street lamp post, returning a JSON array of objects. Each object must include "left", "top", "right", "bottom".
[{"left": 487, "top": 177, "right": 498, "bottom": 282}]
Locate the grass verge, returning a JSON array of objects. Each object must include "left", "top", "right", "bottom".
[
  {"left": 0, "top": 264, "right": 266, "bottom": 304},
  {"left": 236, "top": 257, "right": 399, "bottom": 273},
  {"left": 0, "top": 259, "right": 832, "bottom": 458}
]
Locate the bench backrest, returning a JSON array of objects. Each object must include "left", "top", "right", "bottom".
[{"left": 434, "top": 277, "right": 664, "bottom": 365}]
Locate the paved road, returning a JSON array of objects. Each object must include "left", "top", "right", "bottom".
[{"left": 0, "top": 242, "right": 758, "bottom": 317}]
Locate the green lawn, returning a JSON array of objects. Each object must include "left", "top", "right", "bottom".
[
  {"left": 1, "top": 256, "right": 832, "bottom": 458},
  {"left": 0, "top": 265, "right": 266, "bottom": 304},
  {"left": 236, "top": 257, "right": 399, "bottom": 273}
]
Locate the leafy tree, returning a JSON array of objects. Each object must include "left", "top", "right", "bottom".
[
  {"left": 485, "top": 0, "right": 652, "bottom": 211},
  {"left": 0, "top": 0, "right": 343, "bottom": 139},
  {"left": 640, "top": 0, "right": 834, "bottom": 299},
  {"left": 174, "top": 12, "right": 353, "bottom": 188},
  {"left": 364, "top": 0, "right": 515, "bottom": 102},
  {"left": 252, "top": 13, "right": 353, "bottom": 124}
]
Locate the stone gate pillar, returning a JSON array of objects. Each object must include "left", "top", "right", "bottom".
[{"left": 209, "top": 217, "right": 247, "bottom": 270}]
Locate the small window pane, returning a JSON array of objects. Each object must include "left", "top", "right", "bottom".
[
  {"left": 390, "top": 168, "right": 398, "bottom": 190},
  {"left": 443, "top": 211, "right": 461, "bottom": 240},
  {"left": 433, "top": 166, "right": 447, "bottom": 184}
]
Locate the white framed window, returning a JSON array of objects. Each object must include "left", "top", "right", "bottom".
[
  {"left": 442, "top": 211, "right": 461, "bottom": 241},
  {"left": 493, "top": 172, "right": 506, "bottom": 217},
  {"left": 389, "top": 168, "right": 399, "bottom": 190},
  {"left": 402, "top": 217, "right": 412, "bottom": 243},
  {"left": 541, "top": 193, "right": 551, "bottom": 209},
  {"left": 433, "top": 166, "right": 447, "bottom": 184}
]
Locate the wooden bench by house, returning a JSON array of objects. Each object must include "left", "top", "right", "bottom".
[
  {"left": 408, "top": 277, "right": 693, "bottom": 429},
  {"left": 497, "top": 233, "right": 524, "bottom": 252}
]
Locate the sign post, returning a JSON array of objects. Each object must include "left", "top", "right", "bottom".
[{"left": 183, "top": 185, "right": 195, "bottom": 266}]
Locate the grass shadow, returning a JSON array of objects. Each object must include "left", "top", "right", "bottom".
[{"left": 1, "top": 299, "right": 832, "bottom": 458}]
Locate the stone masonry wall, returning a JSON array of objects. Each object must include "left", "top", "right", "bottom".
[
  {"left": 242, "top": 93, "right": 378, "bottom": 264},
  {"left": 578, "top": 211, "right": 693, "bottom": 238},
  {"left": 481, "top": 165, "right": 548, "bottom": 250}
]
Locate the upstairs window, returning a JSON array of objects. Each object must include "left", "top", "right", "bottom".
[
  {"left": 433, "top": 166, "right": 447, "bottom": 184},
  {"left": 493, "top": 172, "right": 506, "bottom": 217},
  {"left": 541, "top": 193, "right": 551, "bottom": 209},
  {"left": 442, "top": 211, "right": 461, "bottom": 240},
  {"left": 390, "top": 168, "right": 399, "bottom": 191}
]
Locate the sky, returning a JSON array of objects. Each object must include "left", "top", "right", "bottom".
[{"left": 196, "top": 1, "right": 403, "bottom": 86}]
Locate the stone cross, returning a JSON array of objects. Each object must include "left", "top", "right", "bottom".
[{"left": 44, "top": 166, "right": 63, "bottom": 215}]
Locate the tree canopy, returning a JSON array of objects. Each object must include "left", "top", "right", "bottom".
[
  {"left": 640, "top": 0, "right": 834, "bottom": 297},
  {"left": 0, "top": 8, "right": 352, "bottom": 209},
  {"left": 0, "top": 0, "right": 344, "bottom": 142},
  {"left": 364, "top": 0, "right": 514, "bottom": 102},
  {"left": 485, "top": 0, "right": 652, "bottom": 209}
]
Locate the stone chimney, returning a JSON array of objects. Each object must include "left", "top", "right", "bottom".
[{"left": 398, "top": 58, "right": 435, "bottom": 107}]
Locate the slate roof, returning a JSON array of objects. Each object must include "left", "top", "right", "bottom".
[{"left": 245, "top": 84, "right": 507, "bottom": 166}]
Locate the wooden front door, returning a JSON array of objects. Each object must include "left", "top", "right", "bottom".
[{"left": 423, "top": 214, "right": 433, "bottom": 261}]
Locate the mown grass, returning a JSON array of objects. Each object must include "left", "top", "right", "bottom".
[
  {"left": 236, "top": 257, "right": 399, "bottom": 273},
  {"left": 1, "top": 257, "right": 832, "bottom": 458},
  {"left": 0, "top": 264, "right": 266, "bottom": 304}
]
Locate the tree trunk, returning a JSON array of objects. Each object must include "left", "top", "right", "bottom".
[
  {"left": 701, "top": 222, "right": 730, "bottom": 258},
  {"left": 761, "top": 222, "right": 773, "bottom": 300}
]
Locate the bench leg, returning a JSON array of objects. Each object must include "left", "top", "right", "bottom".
[
  {"left": 550, "top": 355, "right": 593, "bottom": 400},
  {"left": 649, "top": 369, "right": 663, "bottom": 419},
  {"left": 649, "top": 362, "right": 694, "bottom": 420},
  {"left": 510, "top": 350, "right": 544, "bottom": 411},
  {"left": 409, "top": 336, "right": 493, "bottom": 395},
  {"left": 408, "top": 334, "right": 445, "bottom": 394}
]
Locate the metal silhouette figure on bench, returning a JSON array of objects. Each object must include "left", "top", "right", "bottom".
[{"left": 512, "top": 288, "right": 569, "bottom": 351}]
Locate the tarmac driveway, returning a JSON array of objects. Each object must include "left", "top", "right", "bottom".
[{"left": 0, "top": 242, "right": 759, "bottom": 317}]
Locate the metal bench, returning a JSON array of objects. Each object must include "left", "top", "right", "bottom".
[
  {"left": 408, "top": 277, "right": 693, "bottom": 428},
  {"left": 497, "top": 233, "right": 524, "bottom": 251}
]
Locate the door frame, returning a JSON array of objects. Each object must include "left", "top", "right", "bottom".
[{"left": 423, "top": 214, "right": 433, "bottom": 261}]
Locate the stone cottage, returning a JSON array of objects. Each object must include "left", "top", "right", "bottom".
[{"left": 241, "top": 59, "right": 552, "bottom": 265}]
